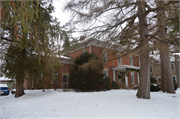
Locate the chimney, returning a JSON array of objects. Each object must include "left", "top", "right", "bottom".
[{"left": 79, "top": 36, "right": 86, "bottom": 41}]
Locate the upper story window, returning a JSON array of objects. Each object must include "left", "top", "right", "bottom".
[
  {"left": 129, "top": 56, "right": 133, "bottom": 66},
  {"left": 150, "top": 60, "right": 154, "bottom": 64},
  {"left": 150, "top": 66, "right": 153, "bottom": 73},
  {"left": 102, "top": 50, "right": 107, "bottom": 63},
  {"left": 103, "top": 70, "right": 108, "bottom": 79},
  {"left": 117, "top": 54, "right": 122, "bottom": 66},
  {"left": 82, "top": 49, "right": 87, "bottom": 54},
  {"left": 171, "top": 63, "right": 175, "bottom": 70}
]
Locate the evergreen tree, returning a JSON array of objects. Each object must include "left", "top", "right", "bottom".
[
  {"left": 1, "top": 1, "right": 68, "bottom": 97},
  {"left": 69, "top": 52, "right": 108, "bottom": 92}
]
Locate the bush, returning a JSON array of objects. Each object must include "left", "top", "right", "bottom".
[
  {"left": 69, "top": 52, "right": 105, "bottom": 92},
  {"left": 150, "top": 76, "right": 158, "bottom": 84},
  {"left": 174, "top": 82, "right": 177, "bottom": 90},
  {"left": 150, "top": 84, "right": 160, "bottom": 92},
  {"left": 103, "top": 76, "right": 111, "bottom": 90},
  {"left": 111, "top": 81, "right": 119, "bottom": 89}
]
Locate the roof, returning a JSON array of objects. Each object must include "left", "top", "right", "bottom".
[
  {"left": 0, "top": 76, "right": 14, "bottom": 81},
  {"left": 62, "top": 38, "right": 124, "bottom": 55},
  {"left": 112, "top": 65, "right": 140, "bottom": 71}
]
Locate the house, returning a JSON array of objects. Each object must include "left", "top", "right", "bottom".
[
  {"left": 0, "top": 76, "right": 15, "bottom": 90},
  {"left": 149, "top": 56, "right": 180, "bottom": 86},
  {"left": 24, "top": 38, "right": 140, "bottom": 89},
  {"left": 64, "top": 38, "right": 140, "bottom": 89}
]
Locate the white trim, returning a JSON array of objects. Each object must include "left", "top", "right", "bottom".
[
  {"left": 125, "top": 74, "right": 128, "bottom": 87},
  {"left": 113, "top": 70, "right": 115, "bottom": 81},
  {"left": 112, "top": 65, "right": 140, "bottom": 71},
  {"left": 137, "top": 72, "right": 139, "bottom": 84}
]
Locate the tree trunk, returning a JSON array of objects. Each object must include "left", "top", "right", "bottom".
[
  {"left": 15, "top": 49, "right": 26, "bottom": 97},
  {"left": 156, "top": 1, "right": 175, "bottom": 93},
  {"left": 136, "top": 0, "right": 150, "bottom": 99}
]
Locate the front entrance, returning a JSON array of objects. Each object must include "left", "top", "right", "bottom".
[
  {"left": 117, "top": 72, "right": 125, "bottom": 88},
  {"left": 62, "top": 75, "right": 68, "bottom": 88}
]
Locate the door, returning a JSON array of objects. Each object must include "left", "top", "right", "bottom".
[
  {"left": 62, "top": 75, "right": 68, "bottom": 88},
  {"left": 117, "top": 72, "right": 124, "bottom": 88}
]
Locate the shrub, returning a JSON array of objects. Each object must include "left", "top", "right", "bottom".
[
  {"left": 150, "top": 84, "right": 160, "bottom": 92},
  {"left": 111, "top": 81, "right": 119, "bottom": 89},
  {"left": 69, "top": 52, "right": 105, "bottom": 92},
  {"left": 103, "top": 76, "right": 111, "bottom": 90},
  {"left": 150, "top": 76, "right": 158, "bottom": 84},
  {"left": 174, "top": 82, "right": 177, "bottom": 90}
]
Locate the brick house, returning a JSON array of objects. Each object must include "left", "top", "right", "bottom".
[
  {"left": 24, "top": 38, "right": 140, "bottom": 89},
  {"left": 63, "top": 38, "right": 140, "bottom": 89},
  {"left": 23, "top": 57, "right": 74, "bottom": 89}
]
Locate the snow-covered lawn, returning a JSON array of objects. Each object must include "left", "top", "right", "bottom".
[{"left": 0, "top": 89, "right": 179, "bottom": 119}]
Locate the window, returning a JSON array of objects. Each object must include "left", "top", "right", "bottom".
[
  {"left": 131, "top": 72, "right": 134, "bottom": 83},
  {"left": 117, "top": 54, "right": 122, "bottom": 66},
  {"left": 51, "top": 71, "right": 58, "bottom": 83},
  {"left": 62, "top": 75, "right": 68, "bottom": 88},
  {"left": 102, "top": 50, "right": 107, "bottom": 63},
  {"left": 150, "top": 66, "right": 153, "bottom": 73},
  {"left": 130, "top": 56, "right": 133, "bottom": 66},
  {"left": 103, "top": 70, "right": 108, "bottom": 79},
  {"left": 37, "top": 73, "right": 43, "bottom": 84},
  {"left": 82, "top": 49, "right": 87, "bottom": 54},
  {"left": 172, "top": 75, "right": 176, "bottom": 83},
  {"left": 171, "top": 63, "right": 175, "bottom": 70},
  {"left": 150, "top": 60, "right": 154, "bottom": 64}
]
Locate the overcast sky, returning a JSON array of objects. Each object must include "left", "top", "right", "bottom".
[{"left": 52, "top": 0, "right": 70, "bottom": 25}]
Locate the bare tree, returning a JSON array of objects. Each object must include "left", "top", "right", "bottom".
[
  {"left": 156, "top": 0, "right": 175, "bottom": 93},
  {"left": 136, "top": 0, "right": 150, "bottom": 99}
]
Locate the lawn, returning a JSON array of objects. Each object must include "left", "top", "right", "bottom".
[{"left": 0, "top": 89, "right": 179, "bottom": 119}]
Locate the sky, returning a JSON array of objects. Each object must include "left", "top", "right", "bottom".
[{"left": 51, "top": 0, "right": 70, "bottom": 26}]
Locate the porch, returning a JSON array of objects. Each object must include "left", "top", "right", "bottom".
[{"left": 112, "top": 65, "right": 140, "bottom": 88}]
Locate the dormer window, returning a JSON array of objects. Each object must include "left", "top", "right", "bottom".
[{"left": 130, "top": 56, "right": 133, "bottom": 66}]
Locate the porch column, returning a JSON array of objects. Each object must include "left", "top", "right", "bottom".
[
  {"left": 125, "top": 73, "right": 128, "bottom": 88},
  {"left": 137, "top": 72, "right": 140, "bottom": 85},
  {"left": 113, "top": 70, "right": 115, "bottom": 81}
]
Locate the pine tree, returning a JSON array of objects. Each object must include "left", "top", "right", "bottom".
[
  {"left": 1, "top": 1, "right": 68, "bottom": 97},
  {"left": 69, "top": 52, "right": 107, "bottom": 92}
]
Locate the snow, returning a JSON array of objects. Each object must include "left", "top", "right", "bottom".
[
  {"left": 0, "top": 89, "right": 179, "bottom": 119},
  {"left": 0, "top": 84, "right": 8, "bottom": 87},
  {"left": 0, "top": 76, "right": 13, "bottom": 81}
]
